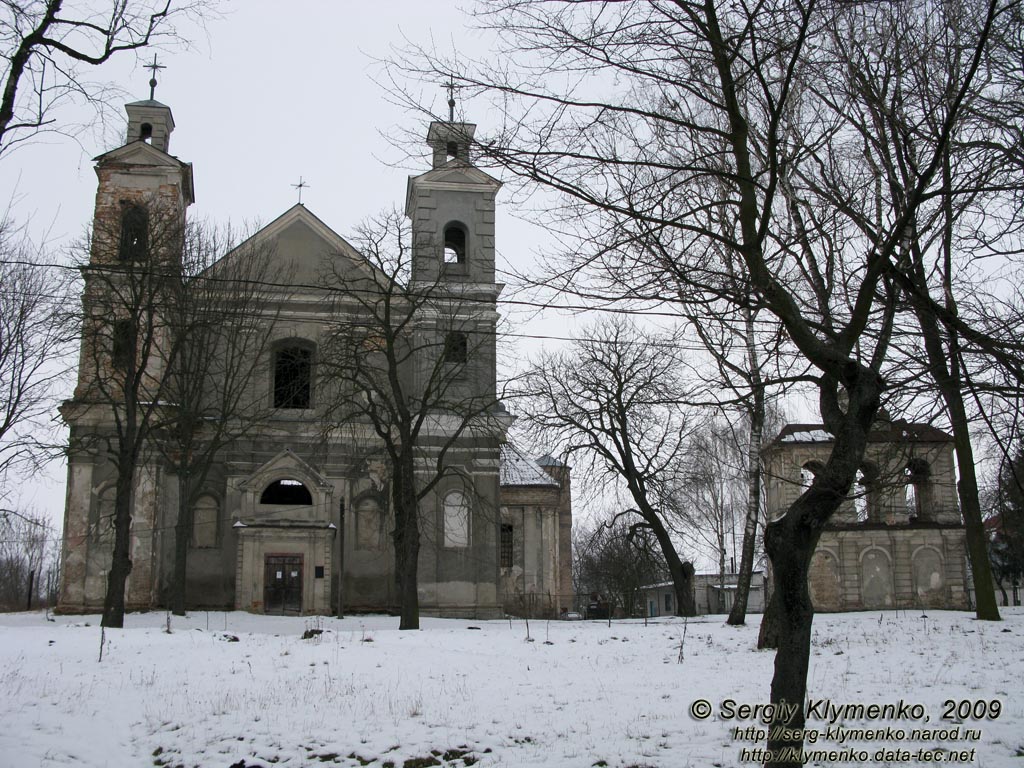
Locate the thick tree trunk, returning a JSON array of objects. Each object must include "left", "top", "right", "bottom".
[
  {"left": 170, "top": 472, "right": 193, "bottom": 616},
  {"left": 393, "top": 456, "right": 421, "bottom": 630},
  {"left": 763, "top": 376, "right": 881, "bottom": 767},
  {"left": 908, "top": 263, "right": 1001, "bottom": 621},
  {"left": 913, "top": 301, "right": 999, "bottom": 618},
  {"left": 757, "top": 589, "right": 780, "bottom": 649},
  {"left": 102, "top": 463, "right": 134, "bottom": 628},
  {"left": 652, "top": 523, "right": 695, "bottom": 617},
  {"left": 764, "top": 510, "right": 819, "bottom": 767},
  {"left": 397, "top": 530, "right": 420, "bottom": 630},
  {"left": 951, "top": 412, "right": 1001, "bottom": 620}
]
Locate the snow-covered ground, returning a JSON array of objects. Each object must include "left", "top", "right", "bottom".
[{"left": 0, "top": 608, "right": 1020, "bottom": 768}]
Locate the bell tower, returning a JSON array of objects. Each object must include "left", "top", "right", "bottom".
[
  {"left": 125, "top": 99, "right": 175, "bottom": 153},
  {"left": 58, "top": 79, "right": 194, "bottom": 614},
  {"left": 405, "top": 118, "right": 501, "bottom": 286}
]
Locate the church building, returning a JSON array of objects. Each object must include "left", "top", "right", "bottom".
[{"left": 57, "top": 89, "right": 571, "bottom": 619}]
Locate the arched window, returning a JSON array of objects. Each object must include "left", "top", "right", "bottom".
[
  {"left": 446, "top": 141, "right": 459, "bottom": 160},
  {"left": 274, "top": 344, "right": 313, "bottom": 409},
  {"left": 443, "top": 331, "right": 468, "bottom": 364},
  {"left": 443, "top": 490, "right": 470, "bottom": 548},
  {"left": 140, "top": 123, "right": 153, "bottom": 143},
  {"left": 443, "top": 223, "right": 467, "bottom": 264},
  {"left": 119, "top": 204, "right": 148, "bottom": 261},
  {"left": 191, "top": 495, "right": 219, "bottom": 548},
  {"left": 906, "top": 458, "right": 931, "bottom": 521},
  {"left": 355, "top": 496, "right": 384, "bottom": 551},
  {"left": 260, "top": 479, "right": 313, "bottom": 506}
]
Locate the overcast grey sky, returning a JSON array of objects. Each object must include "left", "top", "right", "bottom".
[
  {"left": 1, "top": 1, "right": 566, "bottom": 526},
  {"left": 2, "top": 1, "right": 513, "bottom": 243}
]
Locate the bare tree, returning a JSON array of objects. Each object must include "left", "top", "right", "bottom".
[
  {"left": 518, "top": 319, "right": 698, "bottom": 616},
  {"left": 71, "top": 196, "right": 185, "bottom": 627},
  {"left": 809, "top": 0, "right": 1015, "bottom": 620},
  {"left": 669, "top": 419, "right": 748, "bottom": 604},
  {"left": 0, "top": 217, "right": 73, "bottom": 487},
  {"left": 317, "top": 209, "right": 508, "bottom": 630},
  {"left": 0, "top": 506, "right": 52, "bottom": 610},
  {"left": 155, "top": 223, "right": 283, "bottom": 615},
  {"left": 391, "top": 2, "right": 1020, "bottom": 764},
  {"left": 573, "top": 517, "right": 667, "bottom": 618},
  {"left": 0, "top": 0, "right": 208, "bottom": 156},
  {"left": 989, "top": 444, "right": 1024, "bottom": 605}
]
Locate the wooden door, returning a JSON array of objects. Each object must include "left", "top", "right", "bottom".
[{"left": 264, "top": 555, "right": 303, "bottom": 614}]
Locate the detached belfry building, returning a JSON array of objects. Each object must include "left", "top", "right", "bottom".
[
  {"left": 763, "top": 417, "right": 969, "bottom": 611},
  {"left": 58, "top": 93, "right": 572, "bottom": 618}
]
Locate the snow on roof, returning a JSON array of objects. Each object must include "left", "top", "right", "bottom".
[
  {"left": 778, "top": 428, "right": 833, "bottom": 443},
  {"left": 500, "top": 444, "right": 560, "bottom": 487},
  {"left": 772, "top": 419, "right": 952, "bottom": 447}
]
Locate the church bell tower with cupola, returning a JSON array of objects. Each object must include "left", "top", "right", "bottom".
[
  {"left": 404, "top": 103, "right": 510, "bottom": 619},
  {"left": 58, "top": 66, "right": 194, "bottom": 614},
  {"left": 405, "top": 115, "right": 501, "bottom": 286}
]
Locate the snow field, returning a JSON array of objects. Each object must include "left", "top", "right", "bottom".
[{"left": 0, "top": 609, "right": 1020, "bottom": 767}]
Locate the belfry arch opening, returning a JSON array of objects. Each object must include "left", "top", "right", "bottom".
[
  {"left": 906, "top": 458, "right": 931, "bottom": 521},
  {"left": 443, "top": 223, "right": 467, "bottom": 264},
  {"left": 856, "top": 462, "right": 880, "bottom": 522}
]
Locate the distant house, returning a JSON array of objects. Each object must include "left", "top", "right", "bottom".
[{"left": 642, "top": 571, "right": 766, "bottom": 618}]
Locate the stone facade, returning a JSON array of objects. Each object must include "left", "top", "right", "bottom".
[
  {"left": 763, "top": 420, "right": 969, "bottom": 612},
  {"left": 498, "top": 447, "right": 573, "bottom": 618},
  {"left": 57, "top": 98, "right": 568, "bottom": 618}
]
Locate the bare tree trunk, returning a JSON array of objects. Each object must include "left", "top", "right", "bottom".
[
  {"left": 757, "top": 589, "right": 780, "bottom": 649},
  {"left": 913, "top": 302, "right": 1000, "bottom": 620},
  {"left": 102, "top": 461, "right": 134, "bottom": 628},
  {"left": 337, "top": 501, "right": 346, "bottom": 619},
  {"left": 170, "top": 471, "right": 193, "bottom": 616},
  {"left": 26, "top": 568, "right": 35, "bottom": 610},
  {"left": 394, "top": 457, "right": 421, "bottom": 630},
  {"left": 729, "top": 377, "right": 765, "bottom": 625},
  {"left": 653, "top": 523, "right": 695, "bottom": 617},
  {"left": 397, "top": 528, "right": 421, "bottom": 630},
  {"left": 764, "top": 516, "right": 817, "bottom": 768}
]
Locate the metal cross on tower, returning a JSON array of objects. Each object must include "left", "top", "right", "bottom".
[
  {"left": 145, "top": 54, "right": 165, "bottom": 100},
  {"left": 444, "top": 76, "right": 457, "bottom": 122},
  {"left": 292, "top": 176, "right": 310, "bottom": 204}
]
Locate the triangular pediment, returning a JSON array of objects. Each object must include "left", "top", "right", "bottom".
[
  {"left": 408, "top": 160, "right": 502, "bottom": 189},
  {"left": 94, "top": 140, "right": 185, "bottom": 168},
  {"left": 203, "top": 204, "right": 382, "bottom": 289},
  {"left": 237, "top": 448, "right": 332, "bottom": 492}
]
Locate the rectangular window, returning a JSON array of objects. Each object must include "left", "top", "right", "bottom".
[
  {"left": 112, "top": 319, "right": 133, "bottom": 370},
  {"left": 443, "top": 331, "right": 468, "bottom": 364},
  {"left": 500, "top": 523, "right": 514, "bottom": 568},
  {"left": 274, "top": 346, "right": 312, "bottom": 409},
  {"left": 664, "top": 593, "right": 673, "bottom": 613}
]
